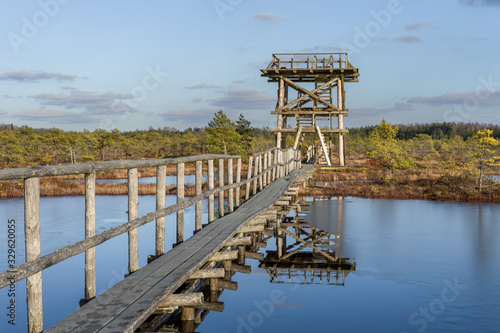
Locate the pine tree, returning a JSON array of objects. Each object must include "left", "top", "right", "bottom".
[{"left": 206, "top": 111, "right": 243, "bottom": 155}]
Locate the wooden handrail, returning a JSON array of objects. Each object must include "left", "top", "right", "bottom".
[
  {"left": 0, "top": 149, "right": 301, "bottom": 288},
  {"left": 0, "top": 154, "right": 237, "bottom": 181}
]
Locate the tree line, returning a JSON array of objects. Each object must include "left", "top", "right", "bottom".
[
  {"left": 1, "top": 114, "right": 499, "bottom": 177},
  {"left": 0, "top": 113, "right": 274, "bottom": 168}
]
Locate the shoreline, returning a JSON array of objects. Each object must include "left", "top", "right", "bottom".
[{"left": 1, "top": 163, "right": 499, "bottom": 203}]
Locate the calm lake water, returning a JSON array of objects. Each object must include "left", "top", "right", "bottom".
[{"left": 1, "top": 196, "right": 499, "bottom": 332}]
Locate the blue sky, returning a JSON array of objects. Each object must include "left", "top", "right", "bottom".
[{"left": 0, "top": 0, "right": 499, "bottom": 131}]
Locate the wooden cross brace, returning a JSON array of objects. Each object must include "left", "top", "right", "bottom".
[{"left": 278, "top": 77, "right": 339, "bottom": 111}]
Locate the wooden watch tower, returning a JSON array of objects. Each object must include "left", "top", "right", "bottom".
[{"left": 261, "top": 53, "right": 359, "bottom": 166}]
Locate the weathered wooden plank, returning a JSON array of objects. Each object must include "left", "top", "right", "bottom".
[
  {"left": 177, "top": 162, "right": 185, "bottom": 243},
  {"left": 128, "top": 168, "right": 139, "bottom": 274},
  {"left": 231, "top": 263, "right": 252, "bottom": 274},
  {"left": 228, "top": 158, "right": 234, "bottom": 213},
  {"left": 235, "top": 158, "right": 241, "bottom": 207},
  {"left": 237, "top": 225, "right": 265, "bottom": 233},
  {"left": 208, "top": 251, "right": 238, "bottom": 262},
  {"left": 196, "top": 301, "right": 224, "bottom": 312},
  {"left": 218, "top": 280, "right": 238, "bottom": 291},
  {"left": 189, "top": 268, "right": 225, "bottom": 279},
  {"left": 156, "top": 165, "right": 166, "bottom": 256},
  {"left": 218, "top": 159, "right": 225, "bottom": 217},
  {"left": 159, "top": 293, "right": 203, "bottom": 308},
  {"left": 245, "top": 156, "right": 253, "bottom": 200},
  {"left": 245, "top": 252, "right": 265, "bottom": 261},
  {"left": 25, "top": 177, "right": 43, "bottom": 333},
  {"left": 208, "top": 160, "right": 214, "bottom": 223},
  {"left": 225, "top": 236, "right": 252, "bottom": 247},
  {"left": 195, "top": 161, "right": 202, "bottom": 231},
  {"left": 85, "top": 172, "right": 96, "bottom": 300}
]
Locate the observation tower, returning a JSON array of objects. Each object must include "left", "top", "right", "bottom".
[{"left": 261, "top": 53, "right": 359, "bottom": 166}]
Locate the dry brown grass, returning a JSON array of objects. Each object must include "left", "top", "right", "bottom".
[{"left": 302, "top": 159, "right": 500, "bottom": 203}]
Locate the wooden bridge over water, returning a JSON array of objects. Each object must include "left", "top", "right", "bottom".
[{"left": 0, "top": 148, "right": 319, "bottom": 332}]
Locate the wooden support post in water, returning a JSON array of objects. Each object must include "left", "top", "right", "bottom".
[
  {"left": 209, "top": 278, "right": 219, "bottom": 303},
  {"left": 245, "top": 156, "right": 253, "bottom": 200},
  {"left": 218, "top": 159, "right": 225, "bottom": 217},
  {"left": 156, "top": 165, "right": 166, "bottom": 257},
  {"left": 237, "top": 246, "right": 246, "bottom": 265},
  {"left": 177, "top": 162, "right": 185, "bottom": 243},
  {"left": 128, "top": 168, "right": 139, "bottom": 274},
  {"left": 182, "top": 307, "right": 195, "bottom": 333},
  {"left": 228, "top": 159, "right": 234, "bottom": 213},
  {"left": 208, "top": 160, "right": 214, "bottom": 223},
  {"left": 25, "top": 177, "right": 43, "bottom": 333},
  {"left": 85, "top": 172, "right": 96, "bottom": 300},
  {"left": 195, "top": 161, "right": 202, "bottom": 231},
  {"left": 235, "top": 158, "right": 241, "bottom": 207},
  {"left": 223, "top": 260, "right": 232, "bottom": 281}
]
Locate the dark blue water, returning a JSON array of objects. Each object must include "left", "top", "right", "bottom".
[
  {"left": 197, "top": 198, "right": 500, "bottom": 333},
  {"left": 1, "top": 197, "right": 499, "bottom": 332}
]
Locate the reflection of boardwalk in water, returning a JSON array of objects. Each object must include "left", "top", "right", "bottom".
[
  {"left": 153, "top": 197, "right": 355, "bottom": 332},
  {"left": 260, "top": 198, "right": 355, "bottom": 286}
]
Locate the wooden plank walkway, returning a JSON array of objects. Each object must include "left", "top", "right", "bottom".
[{"left": 46, "top": 165, "right": 312, "bottom": 333}]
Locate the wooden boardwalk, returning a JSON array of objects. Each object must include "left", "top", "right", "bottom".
[{"left": 46, "top": 165, "right": 312, "bottom": 333}]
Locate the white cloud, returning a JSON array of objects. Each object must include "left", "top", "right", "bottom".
[
  {"left": 460, "top": 0, "right": 500, "bottom": 6},
  {"left": 30, "top": 90, "right": 137, "bottom": 115},
  {"left": 185, "top": 83, "right": 223, "bottom": 89},
  {"left": 254, "top": 12, "right": 280, "bottom": 24},
  {"left": 394, "top": 35, "right": 423, "bottom": 43},
  {"left": 0, "top": 70, "right": 77, "bottom": 82},
  {"left": 15, "top": 109, "right": 96, "bottom": 124},
  {"left": 404, "top": 22, "right": 434, "bottom": 30},
  {"left": 408, "top": 91, "right": 500, "bottom": 106},
  {"left": 210, "top": 89, "right": 275, "bottom": 110}
]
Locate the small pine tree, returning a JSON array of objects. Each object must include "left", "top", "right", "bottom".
[
  {"left": 206, "top": 110, "right": 243, "bottom": 155},
  {"left": 368, "top": 119, "right": 412, "bottom": 170}
]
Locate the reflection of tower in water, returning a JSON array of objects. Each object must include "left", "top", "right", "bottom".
[{"left": 259, "top": 197, "right": 355, "bottom": 285}]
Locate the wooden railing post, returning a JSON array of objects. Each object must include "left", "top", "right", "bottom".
[
  {"left": 208, "top": 160, "right": 214, "bottom": 223},
  {"left": 25, "top": 177, "right": 43, "bottom": 333},
  {"left": 235, "top": 158, "right": 241, "bottom": 207},
  {"left": 177, "top": 162, "right": 185, "bottom": 243},
  {"left": 128, "top": 168, "right": 139, "bottom": 274},
  {"left": 281, "top": 150, "right": 286, "bottom": 177},
  {"left": 272, "top": 149, "right": 277, "bottom": 181},
  {"left": 263, "top": 153, "right": 268, "bottom": 187},
  {"left": 85, "top": 172, "right": 96, "bottom": 300},
  {"left": 258, "top": 155, "right": 263, "bottom": 191},
  {"left": 195, "top": 161, "right": 202, "bottom": 231},
  {"left": 228, "top": 159, "right": 234, "bottom": 213},
  {"left": 267, "top": 151, "right": 272, "bottom": 184},
  {"left": 218, "top": 159, "right": 225, "bottom": 217},
  {"left": 252, "top": 155, "right": 258, "bottom": 195},
  {"left": 245, "top": 156, "right": 253, "bottom": 200},
  {"left": 156, "top": 165, "right": 166, "bottom": 256}
]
